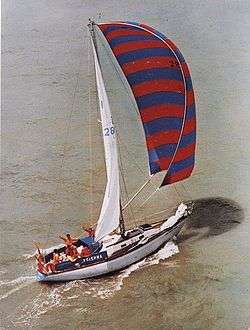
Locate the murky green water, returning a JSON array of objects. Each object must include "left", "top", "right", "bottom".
[{"left": 1, "top": 1, "right": 250, "bottom": 329}]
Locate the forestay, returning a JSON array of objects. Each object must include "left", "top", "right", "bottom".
[
  {"left": 96, "top": 21, "right": 196, "bottom": 186},
  {"left": 91, "top": 37, "right": 120, "bottom": 241}
]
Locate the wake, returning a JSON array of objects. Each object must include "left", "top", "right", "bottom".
[
  {"left": 9, "top": 240, "right": 179, "bottom": 327},
  {"left": 0, "top": 275, "right": 36, "bottom": 301}
]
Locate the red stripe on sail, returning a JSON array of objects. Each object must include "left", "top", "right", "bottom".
[
  {"left": 182, "top": 117, "right": 196, "bottom": 135},
  {"left": 153, "top": 143, "right": 195, "bottom": 170},
  {"left": 158, "top": 157, "right": 172, "bottom": 170},
  {"left": 106, "top": 29, "right": 150, "bottom": 41},
  {"left": 164, "top": 165, "right": 194, "bottom": 184},
  {"left": 98, "top": 23, "right": 124, "bottom": 32},
  {"left": 122, "top": 56, "right": 179, "bottom": 75},
  {"left": 113, "top": 40, "right": 166, "bottom": 56},
  {"left": 187, "top": 90, "right": 195, "bottom": 107},
  {"left": 172, "top": 143, "right": 195, "bottom": 162},
  {"left": 139, "top": 23, "right": 156, "bottom": 33},
  {"left": 146, "top": 120, "right": 196, "bottom": 151},
  {"left": 146, "top": 130, "right": 181, "bottom": 150},
  {"left": 132, "top": 79, "right": 184, "bottom": 97},
  {"left": 181, "top": 63, "right": 191, "bottom": 77},
  {"left": 163, "top": 38, "right": 178, "bottom": 52},
  {"left": 141, "top": 104, "right": 185, "bottom": 122}
]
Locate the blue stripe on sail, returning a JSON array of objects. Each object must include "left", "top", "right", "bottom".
[
  {"left": 109, "top": 35, "right": 157, "bottom": 47},
  {"left": 117, "top": 48, "right": 176, "bottom": 65},
  {"left": 168, "top": 155, "right": 195, "bottom": 174},
  {"left": 149, "top": 144, "right": 177, "bottom": 160},
  {"left": 149, "top": 161, "right": 161, "bottom": 174},
  {"left": 153, "top": 30, "right": 168, "bottom": 40},
  {"left": 179, "top": 131, "right": 196, "bottom": 148},
  {"left": 137, "top": 92, "right": 185, "bottom": 110},
  {"left": 147, "top": 131, "right": 196, "bottom": 161},
  {"left": 173, "top": 49, "right": 185, "bottom": 63},
  {"left": 185, "top": 76, "right": 193, "bottom": 91},
  {"left": 148, "top": 148, "right": 160, "bottom": 162},
  {"left": 143, "top": 117, "right": 183, "bottom": 135},
  {"left": 127, "top": 68, "right": 183, "bottom": 86},
  {"left": 186, "top": 105, "right": 196, "bottom": 120},
  {"left": 102, "top": 25, "right": 138, "bottom": 35}
]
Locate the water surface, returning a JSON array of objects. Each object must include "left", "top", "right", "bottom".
[{"left": 1, "top": 1, "right": 250, "bottom": 329}]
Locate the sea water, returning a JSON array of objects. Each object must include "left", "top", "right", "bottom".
[{"left": 1, "top": 1, "right": 250, "bottom": 329}]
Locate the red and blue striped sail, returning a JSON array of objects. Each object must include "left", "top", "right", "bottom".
[{"left": 97, "top": 21, "right": 196, "bottom": 186}]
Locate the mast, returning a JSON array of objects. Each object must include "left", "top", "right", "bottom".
[
  {"left": 119, "top": 200, "right": 126, "bottom": 237},
  {"left": 89, "top": 20, "right": 124, "bottom": 240}
]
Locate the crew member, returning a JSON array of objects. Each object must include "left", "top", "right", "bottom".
[
  {"left": 65, "top": 245, "right": 79, "bottom": 262},
  {"left": 59, "top": 233, "right": 78, "bottom": 247},
  {"left": 45, "top": 249, "right": 62, "bottom": 273},
  {"left": 80, "top": 245, "right": 91, "bottom": 257},
  {"left": 33, "top": 241, "right": 46, "bottom": 273},
  {"left": 35, "top": 252, "right": 45, "bottom": 273},
  {"left": 81, "top": 225, "right": 95, "bottom": 238}
]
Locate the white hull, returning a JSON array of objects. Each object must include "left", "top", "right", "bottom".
[{"left": 37, "top": 219, "right": 185, "bottom": 282}]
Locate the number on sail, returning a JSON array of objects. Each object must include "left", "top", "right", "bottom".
[{"left": 104, "top": 127, "right": 115, "bottom": 136}]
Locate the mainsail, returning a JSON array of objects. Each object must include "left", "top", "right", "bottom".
[
  {"left": 95, "top": 21, "right": 196, "bottom": 186},
  {"left": 90, "top": 33, "right": 120, "bottom": 241}
]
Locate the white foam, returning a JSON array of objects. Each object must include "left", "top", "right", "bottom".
[
  {"left": 0, "top": 275, "right": 36, "bottom": 300},
  {"left": 22, "top": 252, "right": 36, "bottom": 260},
  {"left": 67, "top": 295, "right": 79, "bottom": 300},
  {"left": 15, "top": 286, "right": 62, "bottom": 327},
  {"left": 86, "top": 240, "right": 179, "bottom": 299}
]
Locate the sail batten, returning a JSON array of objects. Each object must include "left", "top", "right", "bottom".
[
  {"left": 97, "top": 21, "right": 196, "bottom": 185},
  {"left": 90, "top": 33, "right": 120, "bottom": 241}
]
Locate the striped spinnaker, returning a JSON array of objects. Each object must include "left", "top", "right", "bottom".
[{"left": 97, "top": 21, "right": 196, "bottom": 186}]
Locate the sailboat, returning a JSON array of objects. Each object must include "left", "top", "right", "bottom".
[{"left": 36, "top": 20, "right": 196, "bottom": 282}]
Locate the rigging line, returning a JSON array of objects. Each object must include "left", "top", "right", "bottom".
[
  {"left": 140, "top": 187, "right": 160, "bottom": 207},
  {"left": 122, "top": 177, "right": 152, "bottom": 211},
  {"left": 117, "top": 137, "right": 146, "bottom": 176},
  {"left": 180, "top": 182, "right": 192, "bottom": 201},
  {"left": 117, "top": 132, "right": 136, "bottom": 226},
  {"left": 133, "top": 203, "right": 182, "bottom": 224},
  {"left": 173, "top": 185, "right": 182, "bottom": 202},
  {"left": 87, "top": 32, "right": 94, "bottom": 222},
  {"left": 47, "top": 33, "right": 85, "bottom": 243}
]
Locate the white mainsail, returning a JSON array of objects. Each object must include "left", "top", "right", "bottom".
[{"left": 91, "top": 34, "right": 120, "bottom": 241}]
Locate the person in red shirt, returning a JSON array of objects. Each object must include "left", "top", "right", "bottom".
[
  {"left": 33, "top": 241, "right": 46, "bottom": 273},
  {"left": 80, "top": 246, "right": 91, "bottom": 257},
  {"left": 81, "top": 225, "right": 95, "bottom": 238},
  {"left": 35, "top": 253, "right": 45, "bottom": 273}
]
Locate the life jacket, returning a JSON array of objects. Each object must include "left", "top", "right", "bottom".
[{"left": 81, "top": 246, "right": 91, "bottom": 257}]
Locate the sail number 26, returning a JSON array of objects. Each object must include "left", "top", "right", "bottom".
[{"left": 104, "top": 126, "right": 115, "bottom": 136}]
